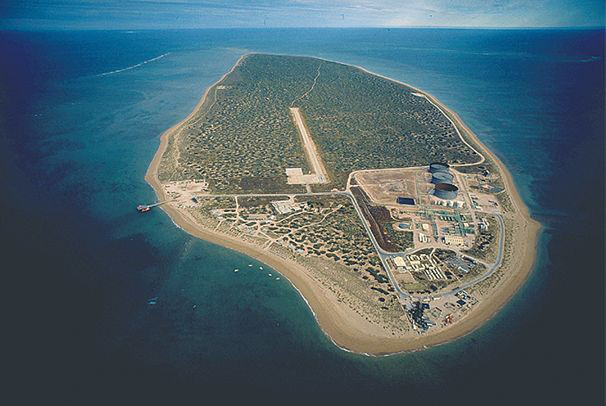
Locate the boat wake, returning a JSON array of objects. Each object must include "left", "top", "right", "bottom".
[{"left": 96, "top": 52, "right": 170, "bottom": 77}]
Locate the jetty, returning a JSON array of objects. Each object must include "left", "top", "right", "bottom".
[{"left": 136, "top": 201, "right": 168, "bottom": 213}]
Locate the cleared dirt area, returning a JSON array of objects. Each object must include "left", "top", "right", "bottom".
[
  {"left": 162, "top": 180, "right": 209, "bottom": 208},
  {"left": 355, "top": 168, "right": 422, "bottom": 205}
]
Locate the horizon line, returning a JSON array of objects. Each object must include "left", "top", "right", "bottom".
[{"left": 2, "top": 25, "right": 605, "bottom": 32}]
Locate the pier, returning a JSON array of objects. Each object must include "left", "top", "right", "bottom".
[{"left": 136, "top": 201, "right": 168, "bottom": 213}]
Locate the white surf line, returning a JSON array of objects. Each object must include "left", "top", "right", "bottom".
[{"left": 95, "top": 52, "right": 170, "bottom": 77}]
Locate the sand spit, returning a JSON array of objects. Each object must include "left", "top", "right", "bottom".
[{"left": 145, "top": 53, "right": 541, "bottom": 355}]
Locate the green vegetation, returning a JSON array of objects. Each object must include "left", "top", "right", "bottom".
[
  {"left": 350, "top": 186, "right": 412, "bottom": 252},
  {"left": 463, "top": 214, "right": 499, "bottom": 262},
  {"left": 160, "top": 53, "right": 480, "bottom": 192},
  {"left": 285, "top": 196, "right": 385, "bottom": 281},
  {"left": 160, "top": 55, "right": 319, "bottom": 193},
  {"left": 384, "top": 226, "right": 414, "bottom": 251},
  {"left": 191, "top": 193, "right": 396, "bottom": 307},
  {"left": 297, "top": 59, "right": 480, "bottom": 187},
  {"left": 155, "top": 54, "right": 514, "bottom": 326},
  {"left": 188, "top": 196, "right": 237, "bottom": 229},
  {"left": 238, "top": 195, "right": 289, "bottom": 208}
]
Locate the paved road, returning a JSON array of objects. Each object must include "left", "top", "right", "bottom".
[
  {"left": 191, "top": 187, "right": 506, "bottom": 303},
  {"left": 411, "top": 213, "right": 506, "bottom": 300},
  {"left": 342, "top": 187, "right": 412, "bottom": 299},
  {"left": 343, "top": 184, "right": 506, "bottom": 302}
]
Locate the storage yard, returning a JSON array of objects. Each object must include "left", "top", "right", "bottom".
[{"left": 352, "top": 161, "right": 503, "bottom": 299}]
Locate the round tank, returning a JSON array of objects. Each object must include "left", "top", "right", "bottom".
[
  {"left": 433, "top": 183, "right": 458, "bottom": 200},
  {"left": 429, "top": 162, "right": 450, "bottom": 173},
  {"left": 431, "top": 171, "right": 454, "bottom": 184}
]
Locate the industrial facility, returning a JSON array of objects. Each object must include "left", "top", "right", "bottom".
[
  {"left": 431, "top": 171, "right": 454, "bottom": 184},
  {"left": 433, "top": 182, "right": 459, "bottom": 200},
  {"left": 429, "top": 162, "right": 450, "bottom": 173},
  {"left": 427, "top": 163, "right": 459, "bottom": 200}
]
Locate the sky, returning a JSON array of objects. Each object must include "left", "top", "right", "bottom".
[{"left": 1, "top": 0, "right": 604, "bottom": 30}]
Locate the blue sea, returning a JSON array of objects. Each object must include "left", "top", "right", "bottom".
[{"left": 1, "top": 28, "right": 604, "bottom": 404}]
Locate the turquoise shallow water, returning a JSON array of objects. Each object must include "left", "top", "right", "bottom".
[{"left": 1, "top": 29, "right": 603, "bottom": 404}]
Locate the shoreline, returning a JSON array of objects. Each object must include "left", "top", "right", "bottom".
[{"left": 145, "top": 53, "right": 541, "bottom": 356}]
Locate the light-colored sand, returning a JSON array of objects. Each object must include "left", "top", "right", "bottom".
[{"left": 145, "top": 53, "right": 541, "bottom": 355}]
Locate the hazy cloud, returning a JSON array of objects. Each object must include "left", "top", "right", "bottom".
[{"left": 1, "top": 0, "right": 604, "bottom": 30}]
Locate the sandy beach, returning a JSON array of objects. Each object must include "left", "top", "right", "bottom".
[{"left": 145, "top": 53, "right": 541, "bottom": 355}]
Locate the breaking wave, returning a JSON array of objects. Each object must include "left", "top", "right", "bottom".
[{"left": 95, "top": 52, "right": 170, "bottom": 77}]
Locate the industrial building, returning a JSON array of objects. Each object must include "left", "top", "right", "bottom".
[
  {"left": 393, "top": 256, "right": 406, "bottom": 268},
  {"left": 443, "top": 235, "right": 465, "bottom": 246},
  {"left": 433, "top": 182, "right": 459, "bottom": 200},
  {"left": 446, "top": 256, "right": 476, "bottom": 274},
  {"left": 432, "top": 198, "right": 465, "bottom": 208}
]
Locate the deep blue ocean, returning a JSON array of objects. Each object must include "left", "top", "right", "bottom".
[{"left": 1, "top": 28, "right": 604, "bottom": 404}]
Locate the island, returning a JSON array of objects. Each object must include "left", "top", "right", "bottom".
[{"left": 145, "top": 53, "right": 540, "bottom": 355}]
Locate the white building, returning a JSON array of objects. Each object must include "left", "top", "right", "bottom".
[{"left": 444, "top": 235, "right": 465, "bottom": 246}]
